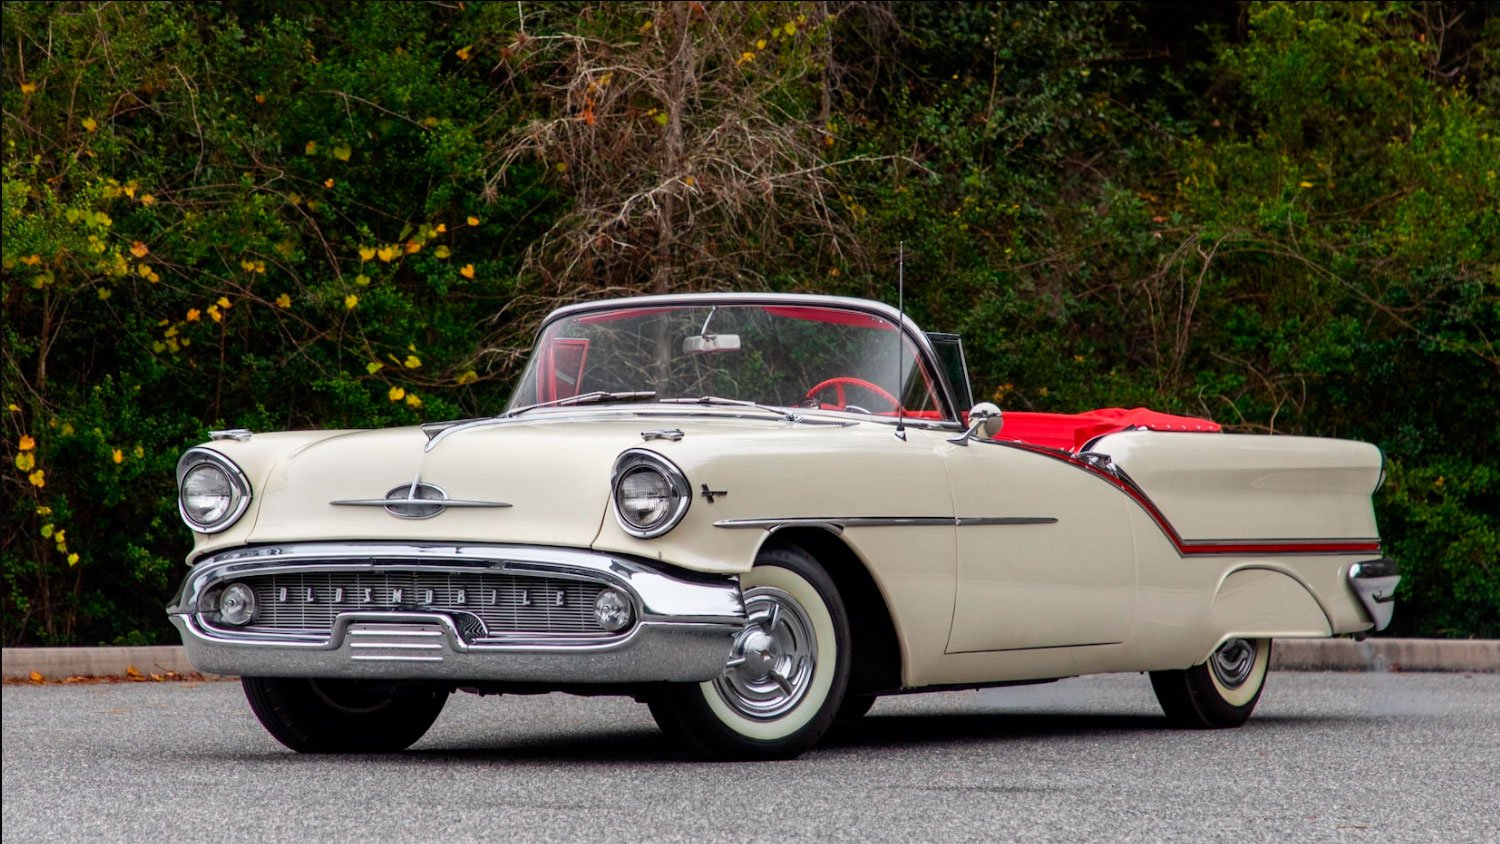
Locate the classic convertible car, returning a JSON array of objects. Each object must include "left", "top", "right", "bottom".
[{"left": 167, "top": 293, "right": 1399, "bottom": 759}]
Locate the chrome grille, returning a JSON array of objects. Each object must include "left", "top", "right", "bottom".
[{"left": 226, "top": 570, "right": 612, "bottom": 638}]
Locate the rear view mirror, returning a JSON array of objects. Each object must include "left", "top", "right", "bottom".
[{"left": 682, "top": 334, "right": 742, "bottom": 355}]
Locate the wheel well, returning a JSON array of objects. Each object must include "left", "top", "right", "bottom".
[{"left": 765, "top": 528, "right": 903, "bottom": 696}]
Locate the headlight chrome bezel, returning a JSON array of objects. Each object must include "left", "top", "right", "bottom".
[
  {"left": 611, "top": 449, "right": 691, "bottom": 539},
  {"left": 176, "top": 447, "right": 252, "bottom": 534}
]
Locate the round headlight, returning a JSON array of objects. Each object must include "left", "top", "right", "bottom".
[
  {"left": 611, "top": 449, "right": 691, "bottom": 538},
  {"left": 218, "top": 583, "right": 256, "bottom": 626},
  {"left": 593, "top": 589, "right": 632, "bottom": 632},
  {"left": 176, "top": 448, "right": 251, "bottom": 533},
  {"left": 182, "top": 464, "right": 233, "bottom": 524},
  {"left": 618, "top": 467, "right": 673, "bottom": 529}
]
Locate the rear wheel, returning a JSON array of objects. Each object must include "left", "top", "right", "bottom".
[
  {"left": 242, "top": 677, "right": 448, "bottom": 753},
  {"left": 648, "top": 546, "right": 851, "bottom": 760},
  {"left": 1149, "top": 638, "right": 1271, "bottom": 729}
]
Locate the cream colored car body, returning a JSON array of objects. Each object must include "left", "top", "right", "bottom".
[{"left": 183, "top": 399, "right": 1387, "bottom": 691}]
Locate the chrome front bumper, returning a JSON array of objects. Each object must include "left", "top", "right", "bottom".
[
  {"left": 1348, "top": 558, "right": 1400, "bottom": 632},
  {"left": 167, "top": 543, "right": 746, "bottom": 683}
]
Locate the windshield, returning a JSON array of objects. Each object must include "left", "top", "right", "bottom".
[{"left": 506, "top": 303, "right": 947, "bottom": 419}]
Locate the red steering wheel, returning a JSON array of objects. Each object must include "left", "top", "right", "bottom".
[{"left": 805, "top": 377, "right": 899, "bottom": 412}]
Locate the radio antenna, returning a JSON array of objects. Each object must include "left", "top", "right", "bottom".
[{"left": 895, "top": 241, "right": 907, "bottom": 442}]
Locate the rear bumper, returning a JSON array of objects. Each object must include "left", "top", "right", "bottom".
[
  {"left": 166, "top": 542, "right": 745, "bottom": 683},
  {"left": 1348, "top": 558, "right": 1400, "bottom": 632}
]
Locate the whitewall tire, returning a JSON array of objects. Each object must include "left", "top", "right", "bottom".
[
  {"left": 648, "top": 545, "right": 851, "bottom": 760},
  {"left": 1149, "top": 637, "right": 1272, "bottom": 729}
]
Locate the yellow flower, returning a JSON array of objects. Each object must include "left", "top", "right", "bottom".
[
  {"left": 405, "top": 393, "right": 423, "bottom": 409},
  {"left": 405, "top": 241, "right": 421, "bottom": 254},
  {"left": 466, "top": 216, "right": 479, "bottom": 226},
  {"left": 240, "top": 259, "right": 257, "bottom": 272},
  {"left": 20, "top": 81, "right": 37, "bottom": 94},
  {"left": 275, "top": 293, "right": 292, "bottom": 308},
  {"left": 112, "top": 449, "right": 124, "bottom": 464},
  {"left": 67, "top": 553, "right": 79, "bottom": 566},
  {"left": 359, "top": 246, "right": 376, "bottom": 261},
  {"left": 82, "top": 117, "right": 98, "bottom": 132},
  {"left": 148, "top": 271, "right": 160, "bottom": 283},
  {"left": 354, "top": 274, "right": 370, "bottom": 286},
  {"left": 435, "top": 223, "right": 447, "bottom": 234},
  {"left": 36, "top": 506, "right": 52, "bottom": 515},
  {"left": 28, "top": 470, "right": 45, "bottom": 488},
  {"left": 15, "top": 453, "right": 34, "bottom": 471},
  {"left": 140, "top": 194, "right": 157, "bottom": 207},
  {"left": 756, "top": 39, "right": 766, "bottom": 50},
  {"left": 460, "top": 264, "right": 475, "bottom": 279},
  {"left": 254, "top": 94, "right": 266, "bottom": 104},
  {"left": 217, "top": 296, "right": 232, "bottom": 309},
  {"left": 456, "top": 370, "right": 478, "bottom": 385},
  {"left": 324, "top": 178, "right": 335, "bottom": 188},
  {"left": 133, "top": 445, "right": 144, "bottom": 458},
  {"left": 305, "top": 141, "right": 318, "bottom": 155},
  {"left": 7, "top": 404, "right": 20, "bottom": 412},
  {"left": 18, "top": 435, "right": 35, "bottom": 451},
  {"left": 130, "top": 241, "right": 149, "bottom": 258},
  {"left": 344, "top": 293, "right": 359, "bottom": 310},
  {"left": 403, "top": 354, "right": 421, "bottom": 369},
  {"left": 388, "top": 386, "right": 406, "bottom": 401},
  {"left": 98, "top": 288, "right": 112, "bottom": 300},
  {"left": 332, "top": 144, "right": 351, "bottom": 162},
  {"left": 434, "top": 245, "right": 451, "bottom": 259},
  {"left": 456, "top": 45, "right": 472, "bottom": 61},
  {"left": 186, "top": 309, "right": 200, "bottom": 322},
  {"left": 137, "top": 263, "right": 152, "bottom": 278},
  {"left": 21, "top": 255, "right": 41, "bottom": 266},
  {"left": 54, "top": 530, "right": 65, "bottom": 545},
  {"left": 208, "top": 305, "right": 222, "bottom": 323},
  {"left": 376, "top": 246, "right": 397, "bottom": 262},
  {"left": 1299, "top": 181, "right": 1315, "bottom": 189},
  {"left": 366, "top": 362, "right": 384, "bottom": 375}
]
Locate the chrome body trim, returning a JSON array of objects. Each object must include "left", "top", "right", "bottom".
[
  {"left": 714, "top": 516, "right": 1058, "bottom": 530},
  {"left": 176, "top": 448, "right": 253, "bottom": 535},
  {"left": 208, "top": 428, "right": 253, "bottom": 442},
  {"left": 167, "top": 542, "right": 746, "bottom": 683},
  {"left": 641, "top": 428, "right": 686, "bottom": 442},
  {"left": 1347, "top": 558, "right": 1400, "bottom": 631},
  {"left": 610, "top": 449, "right": 693, "bottom": 539},
  {"left": 329, "top": 499, "right": 515, "bottom": 509}
]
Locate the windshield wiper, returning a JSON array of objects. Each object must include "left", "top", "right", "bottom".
[{"left": 505, "top": 390, "right": 657, "bottom": 418}]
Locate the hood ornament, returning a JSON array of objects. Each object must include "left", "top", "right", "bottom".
[{"left": 331, "top": 480, "right": 512, "bottom": 519}]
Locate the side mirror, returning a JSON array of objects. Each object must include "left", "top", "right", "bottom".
[
  {"left": 970, "top": 402, "right": 1004, "bottom": 439},
  {"left": 948, "top": 402, "right": 1003, "bottom": 446},
  {"left": 682, "top": 334, "right": 742, "bottom": 355}
]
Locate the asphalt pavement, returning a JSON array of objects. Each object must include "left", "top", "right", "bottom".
[{"left": 3, "top": 672, "right": 1497, "bottom": 842}]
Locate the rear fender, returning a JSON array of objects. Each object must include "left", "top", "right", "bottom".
[{"left": 1206, "top": 567, "right": 1332, "bottom": 660}]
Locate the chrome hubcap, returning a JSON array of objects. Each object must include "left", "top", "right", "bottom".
[
  {"left": 1210, "top": 638, "right": 1257, "bottom": 689},
  {"left": 713, "top": 586, "right": 816, "bottom": 720}
]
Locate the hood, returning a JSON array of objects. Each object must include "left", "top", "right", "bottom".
[{"left": 224, "top": 418, "right": 664, "bottom": 553}]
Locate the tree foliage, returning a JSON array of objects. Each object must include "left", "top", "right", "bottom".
[{"left": 2, "top": 1, "right": 1495, "bottom": 644}]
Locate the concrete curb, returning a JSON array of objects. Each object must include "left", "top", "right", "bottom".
[{"left": 4, "top": 637, "right": 1497, "bottom": 680}]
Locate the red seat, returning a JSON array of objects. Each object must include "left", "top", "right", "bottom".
[{"left": 996, "top": 407, "right": 1220, "bottom": 452}]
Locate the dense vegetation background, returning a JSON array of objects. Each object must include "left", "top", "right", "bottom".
[{"left": 3, "top": 1, "right": 1495, "bottom": 645}]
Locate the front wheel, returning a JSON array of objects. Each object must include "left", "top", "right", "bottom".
[
  {"left": 241, "top": 677, "right": 449, "bottom": 753},
  {"left": 648, "top": 546, "right": 851, "bottom": 760},
  {"left": 1149, "top": 637, "right": 1272, "bottom": 729}
]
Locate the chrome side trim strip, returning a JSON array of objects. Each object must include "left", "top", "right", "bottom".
[{"left": 714, "top": 516, "right": 1058, "bottom": 530}]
